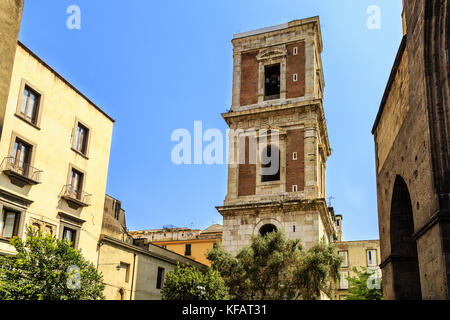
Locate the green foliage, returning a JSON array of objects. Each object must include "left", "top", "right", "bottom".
[
  {"left": 0, "top": 227, "right": 105, "bottom": 300},
  {"left": 345, "top": 267, "right": 383, "bottom": 300},
  {"left": 207, "top": 231, "right": 342, "bottom": 300},
  {"left": 161, "top": 263, "right": 229, "bottom": 300}
]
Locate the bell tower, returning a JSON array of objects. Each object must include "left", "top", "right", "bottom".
[{"left": 217, "top": 17, "right": 338, "bottom": 255}]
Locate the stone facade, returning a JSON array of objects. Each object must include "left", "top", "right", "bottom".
[
  {"left": 372, "top": 0, "right": 449, "bottom": 300},
  {"left": 217, "top": 17, "right": 338, "bottom": 256}
]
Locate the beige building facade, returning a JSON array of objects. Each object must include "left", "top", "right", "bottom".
[
  {"left": 98, "top": 195, "right": 207, "bottom": 300},
  {"left": 334, "top": 240, "right": 381, "bottom": 300},
  {"left": 133, "top": 224, "right": 223, "bottom": 266},
  {"left": 0, "top": 41, "right": 114, "bottom": 265},
  {"left": 217, "top": 17, "right": 338, "bottom": 255}
]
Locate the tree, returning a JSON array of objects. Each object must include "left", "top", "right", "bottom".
[
  {"left": 161, "top": 263, "right": 229, "bottom": 300},
  {"left": 207, "top": 231, "right": 342, "bottom": 300},
  {"left": 345, "top": 267, "right": 383, "bottom": 300},
  {"left": 0, "top": 227, "right": 105, "bottom": 300}
]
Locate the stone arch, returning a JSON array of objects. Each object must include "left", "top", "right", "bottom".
[
  {"left": 253, "top": 218, "right": 282, "bottom": 237},
  {"left": 390, "top": 175, "right": 421, "bottom": 299}
]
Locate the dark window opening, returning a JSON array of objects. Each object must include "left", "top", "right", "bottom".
[
  {"left": 156, "top": 267, "right": 165, "bottom": 289},
  {"left": 264, "top": 64, "right": 280, "bottom": 100},
  {"left": 261, "top": 145, "right": 280, "bottom": 182},
  {"left": 185, "top": 244, "right": 192, "bottom": 256},
  {"left": 259, "top": 224, "right": 277, "bottom": 237}
]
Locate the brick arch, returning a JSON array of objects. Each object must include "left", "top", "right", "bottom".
[{"left": 389, "top": 175, "right": 422, "bottom": 300}]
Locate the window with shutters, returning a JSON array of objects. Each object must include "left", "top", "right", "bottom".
[
  {"left": 339, "top": 251, "right": 349, "bottom": 267},
  {"left": 367, "top": 249, "right": 377, "bottom": 267},
  {"left": 0, "top": 209, "right": 20, "bottom": 239}
]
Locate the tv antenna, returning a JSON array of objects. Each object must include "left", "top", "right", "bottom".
[{"left": 327, "top": 196, "right": 335, "bottom": 207}]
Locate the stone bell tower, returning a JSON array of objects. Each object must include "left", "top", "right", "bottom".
[{"left": 216, "top": 17, "right": 338, "bottom": 255}]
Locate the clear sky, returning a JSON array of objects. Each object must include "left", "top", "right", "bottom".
[{"left": 18, "top": 0, "right": 403, "bottom": 241}]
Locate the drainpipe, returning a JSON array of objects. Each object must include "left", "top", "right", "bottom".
[{"left": 129, "top": 253, "right": 136, "bottom": 300}]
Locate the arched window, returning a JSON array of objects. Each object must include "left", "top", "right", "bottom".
[
  {"left": 259, "top": 224, "right": 277, "bottom": 237},
  {"left": 261, "top": 144, "right": 280, "bottom": 182}
]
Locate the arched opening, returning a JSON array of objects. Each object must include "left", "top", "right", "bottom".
[
  {"left": 259, "top": 224, "right": 277, "bottom": 237},
  {"left": 261, "top": 144, "right": 280, "bottom": 182},
  {"left": 390, "top": 175, "right": 421, "bottom": 300}
]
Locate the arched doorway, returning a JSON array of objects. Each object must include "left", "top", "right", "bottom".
[
  {"left": 259, "top": 224, "right": 277, "bottom": 237},
  {"left": 390, "top": 175, "right": 421, "bottom": 299}
]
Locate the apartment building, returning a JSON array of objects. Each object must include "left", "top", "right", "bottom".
[
  {"left": 334, "top": 240, "right": 382, "bottom": 300},
  {"left": 0, "top": 41, "right": 114, "bottom": 265},
  {"left": 99, "top": 195, "right": 207, "bottom": 300},
  {"left": 133, "top": 224, "right": 223, "bottom": 266}
]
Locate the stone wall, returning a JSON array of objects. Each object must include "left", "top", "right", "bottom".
[
  {"left": 0, "top": 0, "right": 23, "bottom": 140},
  {"left": 373, "top": 0, "right": 449, "bottom": 300}
]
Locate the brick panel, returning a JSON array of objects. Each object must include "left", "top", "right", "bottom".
[
  {"left": 286, "top": 41, "right": 306, "bottom": 99},
  {"left": 238, "top": 136, "right": 256, "bottom": 196},
  {"left": 286, "top": 129, "right": 305, "bottom": 191},
  {"left": 240, "top": 51, "right": 259, "bottom": 106}
]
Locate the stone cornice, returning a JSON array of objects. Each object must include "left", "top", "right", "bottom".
[{"left": 223, "top": 100, "right": 331, "bottom": 156}]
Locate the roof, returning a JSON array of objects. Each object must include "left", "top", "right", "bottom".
[
  {"left": 17, "top": 41, "right": 115, "bottom": 123},
  {"left": 232, "top": 16, "right": 323, "bottom": 53},
  {"left": 371, "top": 35, "right": 407, "bottom": 134},
  {"left": 201, "top": 224, "right": 223, "bottom": 234}
]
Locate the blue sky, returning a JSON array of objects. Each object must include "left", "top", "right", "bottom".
[{"left": 18, "top": 0, "right": 403, "bottom": 241}]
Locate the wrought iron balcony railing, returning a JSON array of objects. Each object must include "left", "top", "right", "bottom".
[
  {"left": 1, "top": 157, "right": 42, "bottom": 185},
  {"left": 62, "top": 184, "right": 92, "bottom": 207}
]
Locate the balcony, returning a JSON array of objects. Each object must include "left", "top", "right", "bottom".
[
  {"left": 1, "top": 157, "right": 42, "bottom": 187},
  {"left": 61, "top": 184, "right": 91, "bottom": 209}
]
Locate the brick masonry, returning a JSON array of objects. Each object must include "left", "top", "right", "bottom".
[
  {"left": 286, "top": 41, "right": 306, "bottom": 99},
  {"left": 286, "top": 129, "right": 305, "bottom": 192},
  {"left": 240, "top": 51, "right": 259, "bottom": 106}
]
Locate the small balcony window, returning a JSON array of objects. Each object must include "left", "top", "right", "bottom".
[
  {"left": 1, "top": 138, "right": 42, "bottom": 186},
  {"left": 62, "top": 168, "right": 91, "bottom": 208}
]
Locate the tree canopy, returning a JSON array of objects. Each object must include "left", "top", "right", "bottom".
[
  {"left": 0, "top": 227, "right": 105, "bottom": 300},
  {"left": 207, "top": 231, "right": 342, "bottom": 300},
  {"left": 345, "top": 267, "right": 383, "bottom": 300},
  {"left": 161, "top": 263, "right": 229, "bottom": 300}
]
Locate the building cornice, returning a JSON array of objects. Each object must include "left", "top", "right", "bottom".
[{"left": 17, "top": 41, "right": 115, "bottom": 123}]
